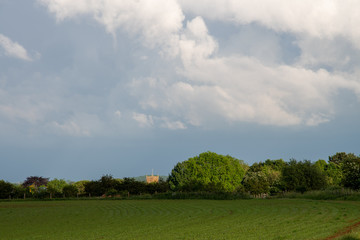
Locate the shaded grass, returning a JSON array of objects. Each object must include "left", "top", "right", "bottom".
[{"left": 1, "top": 199, "right": 360, "bottom": 239}]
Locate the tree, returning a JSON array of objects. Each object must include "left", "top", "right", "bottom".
[
  {"left": 329, "top": 152, "right": 358, "bottom": 166},
  {"left": 116, "top": 178, "right": 146, "bottom": 195},
  {"left": 242, "top": 171, "right": 269, "bottom": 194},
  {"left": 314, "top": 159, "right": 327, "bottom": 171},
  {"left": 341, "top": 155, "right": 360, "bottom": 190},
  {"left": 244, "top": 160, "right": 283, "bottom": 194},
  {"left": 22, "top": 176, "right": 49, "bottom": 187},
  {"left": 47, "top": 179, "right": 68, "bottom": 198},
  {"left": 22, "top": 176, "right": 49, "bottom": 197},
  {"left": 74, "top": 180, "right": 90, "bottom": 195},
  {"left": 63, "top": 184, "right": 78, "bottom": 197},
  {"left": 84, "top": 180, "right": 102, "bottom": 196},
  {"left": 84, "top": 175, "right": 120, "bottom": 196},
  {"left": 328, "top": 152, "right": 360, "bottom": 188},
  {"left": 168, "top": 152, "right": 247, "bottom": 192},
  {"left": 264, "top": 159, "right": 286, "bottom": 172},
  {"left": 99, "top": 175, "right": 118, "bottom": 194},
  {"left": 0, "top": 180, "right": 13, "bottom": 199},
  {"left": 314, "top": 159, "right": 343, "bottom": 187},
  {"left": 281, "top": 159, "right": 327, "bottom": 193},
  {"left": 325, "top": 162, "right": 343, "bottom": 186},
  {"left": 11, "top": 183, "right": 26, "bottom": 198}
]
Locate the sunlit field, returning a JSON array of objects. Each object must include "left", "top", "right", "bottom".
[{"left": 0, "top": 199, "right": 360, "bottom": 240}]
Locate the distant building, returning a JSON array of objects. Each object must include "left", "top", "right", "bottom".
[{"left": 146, "top": 170, "right": 159, "bottom": 183}]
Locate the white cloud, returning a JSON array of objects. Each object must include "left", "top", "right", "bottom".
[
  {"left": 0, "top": 34, "right": 32, "bottom": 61},
  {"left": 132, "top": 112, "right": 154, "bottom": 127},
  {"left": 179, "top": 17, "right": 218, "bottom": 69},
  {"left": 295, "top": 36, "right": 354, "bottom": 70},
  {"left": 38, "top": 0, "right": 184, "bottom": 55},
  {"left": 178, "top": 0, "right": 360, "bottom": 49},
  {"left": 128, "top": 17, "right": 360, "bottom": 127},
  {"left": 38, "top": 0, "right": 360, "bottom": 129},
  {"left": 160, "top": 118, "right": 187, "bottom": 130}
]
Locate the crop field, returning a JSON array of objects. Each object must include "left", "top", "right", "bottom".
[{"left": 0, "top": 199, "right": 360, "bottom": 240}]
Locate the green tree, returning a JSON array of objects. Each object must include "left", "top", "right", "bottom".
[
  {"left": 325, "top": 162, "right": 343, "bottom": 186},
  {"left": 341, "top": 155, "right": 360, "bottom": 190},
  {"left": 264, "top": 159, "right": 286, "bottom": 172},
  {"left": 314, "top": 159, "right": 343, "bottom": 187},
  {"left": 84, "top": 180, "right": 102, "bottom": 196},
  {"left": 116, "top": 178, "right": 146, "bottom": 195},
  {"left": 168, "top": 152, "right": 247, "bottom": 192},
  {"left": 281, "top": 159, "right": 327, "bottom": 193},
  {"left": 245, "top": 160, "right": 283, "bottom": 194},
  {"left": 242, "top": 171, "right": 269, "bottom": 194},
  {"left": 11, "top": 183, "right": 26, "bottom": 199},
  {"left": 63, "top": 184, "right": 78, "bottom": 197},
  {"left": 328, "top": 152, "right": 360, "bottom": 188},
  {"left": 47, "top": 179, "right": 67, "bottom": 198},
  {"left": 329, "top": 152, "right": 358, "bottom": 165},
  {"left": 99, "top": 175, "right": 117, "bottom": 194},
  {"left": 0, "top": 180, "right": 13, "bottom": 199},
  {"left": 84, "top": 175, "right": 120, "bottom": 196},
  {"left": 74, "top": 180, "right": 90, "bottom": 195},
  {"left": 314, "top": 159, "right": 327, "bottom": 171}
]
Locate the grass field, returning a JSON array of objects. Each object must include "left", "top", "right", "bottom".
[{"left": 1, "top": 199, "right": 360, "bottom": 240}]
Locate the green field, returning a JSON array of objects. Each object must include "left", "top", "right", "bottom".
[{"left": 1, "top": 199, "right": 360, "bottom": 240}]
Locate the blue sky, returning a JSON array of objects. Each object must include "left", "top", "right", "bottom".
[{"left": 1, "top": 0, "right": 359, "bottom": 182}]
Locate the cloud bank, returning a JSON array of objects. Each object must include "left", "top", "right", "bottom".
[{"left": 33, "top": 0, "right": 360, "bottom": 132}]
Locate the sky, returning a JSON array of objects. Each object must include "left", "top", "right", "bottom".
[{"left": 1, "top": 0, "right": 360, "bottom": 182}]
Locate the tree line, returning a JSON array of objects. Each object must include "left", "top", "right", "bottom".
[
  {"left": 0, "top": 175, "right": 169, "bottom": 199},
  {"left": 0, "top": 151, "right": 359, "bottom": 199}
]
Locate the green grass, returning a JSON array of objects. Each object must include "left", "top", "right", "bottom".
[{"left": 0, "top": 199, "right": 360, "bottom": 240}]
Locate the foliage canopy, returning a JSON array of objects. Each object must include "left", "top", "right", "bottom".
[{"left": 168, "top": 151, "right": 247, "bottom": 192}]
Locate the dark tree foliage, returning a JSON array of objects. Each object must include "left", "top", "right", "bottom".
[
  {"left": 264, "top": 159, "right": 286, "bottom": 172},
  {"left": 341, "top": 155, "right": 360, "bottom": 190},
  {"left": 329, "top": 152, "right": 358, "bottom": 166},
  {"left": 63, "top": 184, "right": 78, "bottom": 197},
  {"left": 244, "top": 159, "right": 283, "bottom": 195},
  {"left": 84, "top": 175, "right": 120, "bottom": 196},
  {"left": 116, "top": 178, "right": 146, "bottom": 195},
  {"left": 83, "top": 175, "right": 169, "bottom": 197},
  {"left": 84, "top": 181, "right": 103, "bottom": 196},
  {"left": 99, "top": 175, "right": 118, "bottom": 194},
  {"left": 11, "top": 184, "right": 26, "bottom": 198},
  {"left": 242, "top": 172, "right": 269, "bottom": 194},
  {"left": 327, "top": 152, "right": 360, "bottom": 188},
  {"left": 249, "top": 159, "right": 285, "bottom": 172},
  {"left": 0, "top": 180, "right": 13, "bottom": 199},
  {"left": 281, "top": 159, "right": 327, "bottom": 193},
  {"left": 22, "top": 176, "right": 49, "bottom": 187}
]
